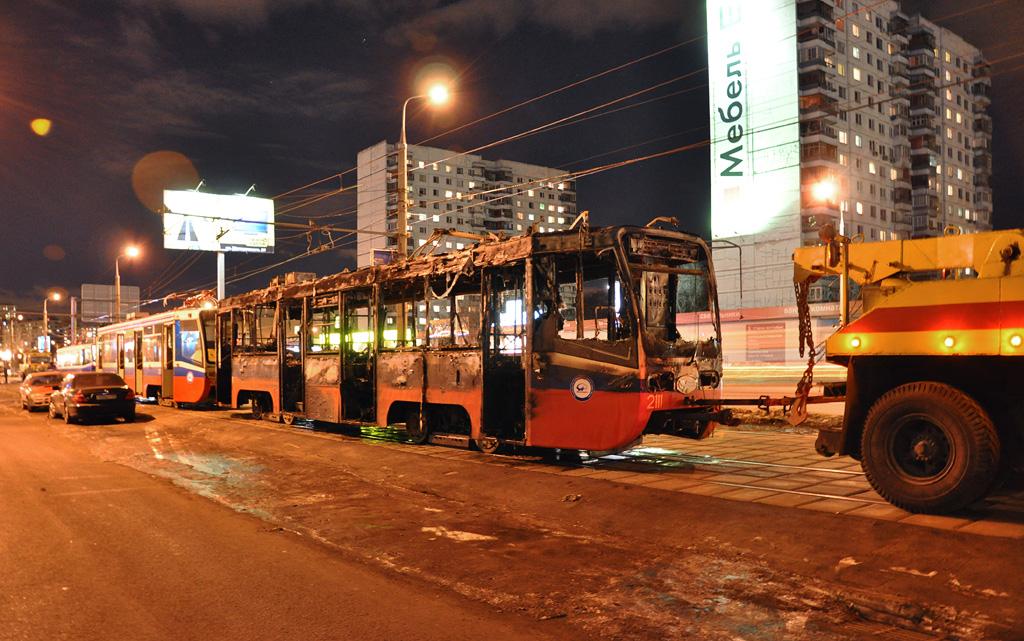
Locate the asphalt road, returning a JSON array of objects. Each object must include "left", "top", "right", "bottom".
[
  {"left": 2, "top": 383, "right": 1023, "bottom": 640},
  {"left": 0, "top": 393, "right": 583, "bottom": 641}
]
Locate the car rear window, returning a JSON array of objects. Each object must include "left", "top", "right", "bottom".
[
  {"left": 31, "top": 374, "right": 64, "bottom": 386},
  {"left": 74, "top": 373, "right": 126, "bottom": 387}
]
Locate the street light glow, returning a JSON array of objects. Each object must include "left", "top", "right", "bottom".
[
  {"left": 125, "top": 245, "right": 141, "bottom": 258},
  {"left": 811, "top": 181, "right": 835, "bottom": 202},
  {"left": 51, "top": 292, "right": 62, "bottom": 302},
  {"left": 427, "top": 84, "right": 450, "bottom": 105}
]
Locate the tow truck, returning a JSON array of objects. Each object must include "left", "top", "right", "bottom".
[{"left": 791, "top": 226, "right": 1024, "bottom": 514}]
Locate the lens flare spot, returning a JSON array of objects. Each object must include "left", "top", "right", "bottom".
[
  {"left": 132, "top": 151, "right": 200, "bottom": 213},
  {"left": 31, "top": 119, "right": 52, "bottom": 136},
  {"left": 43, "top": 245, "right": 66, "bottom": 261}
]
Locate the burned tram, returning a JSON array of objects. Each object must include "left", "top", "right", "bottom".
[{"left": 217, "top": 225, "right": 727, "bottom": 453}]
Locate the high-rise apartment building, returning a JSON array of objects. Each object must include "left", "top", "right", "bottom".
[
  {"left": 356, "top": 141, "right": 577, "bottom": 268},
  {"left": 708, "top": 0, "right": 993, "bottom": 310}
]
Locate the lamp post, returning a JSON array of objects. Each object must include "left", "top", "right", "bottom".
[
  {"left": 115, "top": 245, "right": 140, "bottom": 323},
  {"left": 43, "top": 293, "right": 61, "bottom": 351},
  {"left": 397, "top": 84, "right": 451, "bottom": 260}
]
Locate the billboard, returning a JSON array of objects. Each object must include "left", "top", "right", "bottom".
[
  {"left": 163, "top": 190, "right": 275, "bottom": 253},
  {"left": 707, "top": 0, "right": 801, "bottom": 239}
]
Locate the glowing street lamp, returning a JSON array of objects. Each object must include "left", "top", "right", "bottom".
[
  {"left": 115, "top": 245, "right": 140, "bottom": 323},
  {"left": 43, "top": 293, "right": 61, "bottom": 349},
  {"left": 397, "top": 83, "right": 452, "bottom": 259}
]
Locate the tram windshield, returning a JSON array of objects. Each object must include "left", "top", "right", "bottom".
[{"left": 626, "top": 233, "right": 720, "bottom": 360}]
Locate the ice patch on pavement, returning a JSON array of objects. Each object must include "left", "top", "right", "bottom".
[{"left": 422, "top": 526, "right": 496, "bottom": 542}]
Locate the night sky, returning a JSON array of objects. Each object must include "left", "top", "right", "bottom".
[{"left": 1, "top": 0, "right": 1021, "bottom": 316}]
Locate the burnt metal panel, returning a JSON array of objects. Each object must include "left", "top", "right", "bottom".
[
  {"left": 305, "top": 355, "right": 340, "bottom": 422},
  {"left": 232, "top": 353, "right": 279, "bottom": 382}
]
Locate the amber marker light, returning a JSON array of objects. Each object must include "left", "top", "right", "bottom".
[
  {"left": 944, "top": 336, "right": 955, "bottom": 348},
  {"left": 849, "top": 336, "right": 861, "bottom": 348},
  {"left": 1011, "top": 335, "right": 1022, "bottom": 348}
]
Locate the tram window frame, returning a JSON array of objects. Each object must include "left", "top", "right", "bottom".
[
  {"left": 427, "top": 273, "right": 481, "bottom": 348},
  {"left": 380, "top": 281, "right": 425, "bottom": 350},
  {"left": 307, "top": 303, "right": 341, "bottom": 355},
  {"left": 533, "top": 253, "right": 635, "bottom": 352}
]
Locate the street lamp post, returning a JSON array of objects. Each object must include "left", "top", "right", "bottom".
[
  {"left": 43, "top": 293, "right": 61, "bottom": 351},
  {"left": 115, "top": 245, "right": 140, "bottom": 323},
  {"left": 397, "top": 85, "right": 450, "bottom": 260}
]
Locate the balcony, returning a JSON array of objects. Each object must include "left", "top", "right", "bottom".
[
  {"left": 796, "top": 0, "right": 833, "bottom": 22},
  {"left": 797, "top": 25, "right": 836, "bottom": 47},
  {"left": 973, "top": 81, "right": 992, "bottom": 106},
  {"left": 889, "top": 14, "right": 909, "bottom": 36},
  {"left": 908, "top": 30, "right": 936, "bottom": 53},
  {"left": 799, "top": 93, "right": 838, "bottom": 115},
  {"left": 558, "top": 192, "right": 576, "bottom": 203},
  {"left": 799, "top": 69, "right": 836, "bottom": 93},
  {"left": 892, "top": 188, "right": 912, "bottom": 205},
  {"left": 799, "top": 119, "right": 837, "bottom": 139},
  {"left": 800, "top": 141, "right": 838, "bottom": 163}
]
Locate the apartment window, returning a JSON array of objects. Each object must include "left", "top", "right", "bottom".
[
  {"left": 854, "top": 134, "right": 863, "bottom": 147},
  {"left": 852, "top": 24, "right": 860, "bottom": 37},
  {"left": 839, "top": 131, "right": 848, "bottom": 144},
  {"left": 839, "top": 154, "right": 848, "bottom": 166},
  {"left": 852, "top": 46, "right": 861, "bottom": 59},
  {"left": 869, "top": 161, "right": 877, "bottom": 174},
  {"left": 853, "top": 67, "right": 862, "bottom": 81},
  {"left": 856, "top": 202, "right": 864, "bottom": 215}
]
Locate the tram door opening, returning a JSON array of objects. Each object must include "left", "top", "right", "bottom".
[
  {"left": 482, "top": 267, "right": 527, "bottom": 442},
  {"left": 281, "top": 302, "right": 304, "bottom": 413},
  {"left": 217, "top": 312, "right": 233, "bottom": 405},
  {"left": 134, "top": 330, "right": 144, "bottom": 392},
  {"left": 162, "top": 325, "right": 174, "bottom": 399},
  {"left": 342, "top": 291, "right": 374, "bottom": 421}
]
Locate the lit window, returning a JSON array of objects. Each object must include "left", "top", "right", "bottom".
[
  {"left": 547, "top": 216, "right": 554, "bottom": 223},
  {"left": 957, "top": 168, "right": 963, "bottom": 180},
  {"left": 528, "top": 214, "right": 535, "bottom": 221},
  {"left": 854, "top": 135, "right": 862, "bottom": 147},
  {"left": 445, "top": 190, "right": 453, "bottom": 198},
  {"left": 852, "top": 24, "right": 860, "bottom": 37},
  {"left": 856, "top": 202, "right": 864, "bottom": 214},
  {"left": 431, "top": 163, "right": 437, "bottom": 171},
  {"left": 839, "top": 131, "right": 848, "bottom": 144},
  {"left": 869, "top": 161, "right": 877, "bottom": 174},
  {"left": 516, "top": 225, "right": 522, "bottom": 231},
  {"left": 432, "top": 214, "right": 440, "bottom": 222},
  {"left": 948, "top": 185, "right": 954, "bottom": 196},
  {"left": 837, "top": 63, "right": 845, "bottom": 76},
  {"left": 945, "top": 70, "right": 952, "bottom": 81},
  {"left": 445, "top": 165, "right": 451, "bottom": 173},
  {"left": 456, "top": 243, "right": 464, "bottom": 249},
  {"left": 527, "top": 190, "right": 534, "bottom": 197},
  {"left": 418, "top": 161, "right": 425, "bottom": 168},
  {"left": 852, "top": 46, "right": 860, "bottom": 59},
  {"left": 946, "top": 89, "right": 953, "bottom": 100},
  {"left": 539, "top": 203, "right": 546, "bottom": 210},
  {"left": 946, "top": 108, "right": 952, "bottom": 119},
  {"left": 445, "top": 242, "right": 452, "bottom": 249},
  {"left": 946, "top": 127, "right": 953, "bottom": 139},
  {"left": 890, "top": 168, "right": 897, "bottom": 180},
  {"left": 956, "top": 112, "right": 962, "bottom": 124},
  {"left": 853, "top": 67, "right": 862, "bottom": 81},
  {"left": 468, "top": 181, "right": 475, "bottom": 189},
  {"left": 839, "top": 153, "right": 848, "bottom": 166},
  {"left": 557, "top": 183, "right": 565, "bottom": 190},
  {"left": 558, "top": 217, "right": 565, "bottom": 224}
]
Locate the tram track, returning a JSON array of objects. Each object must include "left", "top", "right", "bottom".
[{"left": 132, "top": 402, "right": 1024, "bottom": 537}]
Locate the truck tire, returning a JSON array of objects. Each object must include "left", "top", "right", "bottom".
[{"left": 862, "top": 382, "right": 1000, "bottom": 514}]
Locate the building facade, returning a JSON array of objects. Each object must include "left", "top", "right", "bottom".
[
  {"left": 709, "top": 0, "right": 993, "bottom": 311},
  {"left": 356, "top": 141, "right": 577, "bottom": 268}
]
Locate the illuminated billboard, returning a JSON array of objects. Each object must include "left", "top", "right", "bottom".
[
  {"left": 707, "top": 0, "right": 800, "bottom": 239},
  {"left": 163, "top": 190, "right": 275, "bottom": 253}
]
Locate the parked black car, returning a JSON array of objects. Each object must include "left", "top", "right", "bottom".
[{"left": 48, "top": 372, "right": 136, "bottom": 424}]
